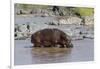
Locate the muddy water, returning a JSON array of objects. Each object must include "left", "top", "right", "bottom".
[
  {"left": 14, "top": 15, "right": 94, "bottom": 65},
  {"left": 14, "top": 39, "right": 94, "bottom": 65}
]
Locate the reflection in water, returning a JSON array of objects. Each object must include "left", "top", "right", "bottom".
[
  {"left": 14, "top": 38, "right": 94, "bottom": 65},
  {"left": 31, "top": 48, "right": 72, "bottom": 64},
  {"left": 31, "top": 48, "right": 72, "bottom": 56}
]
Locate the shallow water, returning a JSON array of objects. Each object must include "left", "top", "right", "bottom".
[
  {"left": 14, "top": 15, "right": 94, "bottom": 65},
  {"left": 15, "top": 15, "right": 55, "bottom": 24},
  {"left": 14, "top": 39, "right": 94, "bottom": 65}
]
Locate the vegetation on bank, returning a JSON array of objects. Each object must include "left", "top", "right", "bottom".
[
  {"left": 15, "top": 4, "right": 94, "bottom": 16},
  {"left": 15, "top": 4, "right": 49, "bottom": 10},
  {"left": 74, "top": 8, "right": 94, "bottom": 16}
]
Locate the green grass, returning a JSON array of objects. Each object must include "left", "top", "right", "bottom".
[
  {"left": 16, "top": 4, "right": 49, "bottom": 10},
  {"left": 74, "top": 8, "right": 94, "bottom": 16}
]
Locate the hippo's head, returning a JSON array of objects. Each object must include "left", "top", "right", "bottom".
[{"left": 61, "top": 35, "right": 73, "bottom": 48}]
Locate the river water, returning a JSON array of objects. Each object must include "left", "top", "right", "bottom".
[
  {"left": 14, "top": 39, "right": 94, "bottom": 65},
  {"left": 14, "top": 15, "right": 94, "bottom": 65}
]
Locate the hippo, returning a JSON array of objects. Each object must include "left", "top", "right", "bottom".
[{"left": 31, "top": 28, "right": 73, "bottom": 48}]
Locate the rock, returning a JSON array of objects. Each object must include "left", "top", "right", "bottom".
[
  {"left": 46, "top": 20, "right": 59, "bottom": 25},
  {"left": 56, "top": 16, "right": 82, "bottom": 25},
  {"left": 15, "top": 32, "right": 23, "bottom": 40},
  {"left": 59, "top": 19, "right": 67, "bottom": 24},
  {"left": 84, "top": 16, "right": 94, "bottom": 26},
  {"left": 83, "top": 33, "right": 94, "bottom": 39},
  {"left": 18, "top": 24, "right": 28, "bottom": 32},
  {"left": 66, "top": 17, "right": 82, "bottom": 25}
]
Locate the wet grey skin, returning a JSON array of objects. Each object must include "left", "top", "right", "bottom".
[{"left": 31, "top": 28, "right": 73, "bottom": 48}]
